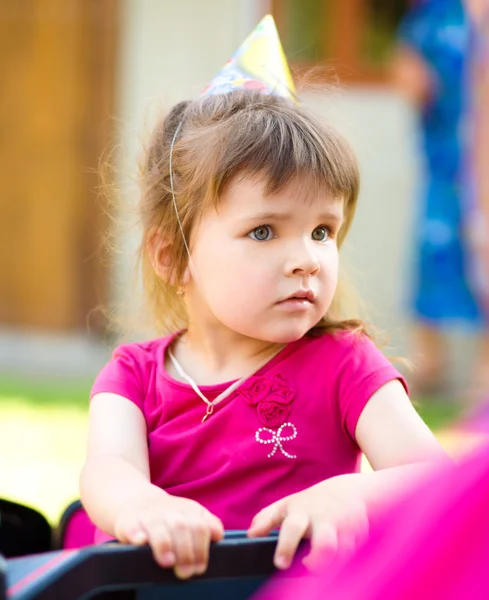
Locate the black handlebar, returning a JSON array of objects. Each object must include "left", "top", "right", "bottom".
[{"left": 5, "top": 532, "right": 284, "bottom": 600}]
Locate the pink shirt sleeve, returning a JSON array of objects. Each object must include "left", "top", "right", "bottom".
[
  {"left": 90, "top": 344, "right": 146, "bottom": 411},
  {"left": 333, "top": 333, "right": 408, "bottom": 443}
]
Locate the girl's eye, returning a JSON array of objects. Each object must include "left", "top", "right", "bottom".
[
  {"left": 312, "top": 226, "right": 330, "bottom": 242},
  {"left": 249, "top": 226, "right": 274, "bottom": 241}
]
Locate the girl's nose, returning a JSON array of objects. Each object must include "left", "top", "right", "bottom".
[{"left": 285, "top": 242, "right": 320, "bottom": 277}]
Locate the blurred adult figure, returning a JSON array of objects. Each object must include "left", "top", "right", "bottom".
[
  {"left": 391, "top": 0, "right": 489, "bottom": 401},
  {"left": 464, "top": 0, "right": 489, "bottom": 317}
]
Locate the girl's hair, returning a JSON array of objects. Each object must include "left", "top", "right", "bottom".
[{"left": 137, "top": 89, "right": 368, "bottom": 337}]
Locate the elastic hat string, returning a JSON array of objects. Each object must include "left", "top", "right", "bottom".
[{"left": 169, "top": 120, "right": 200, "bottom": 287}]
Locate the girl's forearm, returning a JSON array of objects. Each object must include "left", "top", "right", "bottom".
[
  {"left": 327, "top": 461, "right": 452, "bottom": 514},
  {"left": 79, "top": 455, "right": 167, "bottom": 536}
]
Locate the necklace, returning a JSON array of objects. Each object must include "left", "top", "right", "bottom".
[{"left": 168, "top": 344, "right": 285, "bottom": 423}]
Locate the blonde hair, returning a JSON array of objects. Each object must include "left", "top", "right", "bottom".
[{"left": 137, "top": 89, "right": 369, "bottom": 338}]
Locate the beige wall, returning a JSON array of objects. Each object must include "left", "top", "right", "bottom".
[
  {"left": 114, "top": 0, "right": 270, "bottom": 308},
  {"left": 303, "top": 90, "right": 421, "bottom": 356}
]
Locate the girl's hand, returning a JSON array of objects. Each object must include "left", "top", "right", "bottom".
[
  {"left": 114, "top": 490, "right": 224, "bottom": 579},
  {"left": 247, "top": 477, "right": 369, "bottom": 571}
]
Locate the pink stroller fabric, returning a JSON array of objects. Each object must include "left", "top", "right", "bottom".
[
  {"left": 60, "top": 504, "right": 96, "bottom": 549},
  {"left": 257, "top": 444, "right": 489, "bottom": 600}
]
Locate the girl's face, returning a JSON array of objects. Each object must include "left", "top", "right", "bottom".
[{"left": 184, "top": 174, "right": 344, "bottom": 344}]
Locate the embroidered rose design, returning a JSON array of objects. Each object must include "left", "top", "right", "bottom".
[
  {"left": 237, "top": 376, "right": 272, "bottom": 405},
  {"left": 256, "top": 400, "right": 291, "bottom": 428},
  {"left": 239, "top": 374, "right": 296, "bottom": 427},
  {"left": 269, "top": 374, "right": 295, "bottom": 405}
]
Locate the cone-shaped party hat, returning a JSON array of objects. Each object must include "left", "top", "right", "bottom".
[{"left": 201, "top": 14, "right": 296, "bottom": 102}]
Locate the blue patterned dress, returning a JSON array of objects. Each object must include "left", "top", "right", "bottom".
[{"left": 399, "top": 0, "right": 483, "bottom": 325}]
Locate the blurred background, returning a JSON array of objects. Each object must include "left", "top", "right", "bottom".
[{"left": 1, "top": 0, "right": 487, "bottom": 523}]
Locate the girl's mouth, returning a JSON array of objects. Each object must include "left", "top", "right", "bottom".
[{"left": 276, "top": 290, "right": 316, "bottom": 311}]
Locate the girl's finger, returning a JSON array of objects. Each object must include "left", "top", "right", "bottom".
[
  {"left": 302, "top": 523, "right": 338, "bottom": 571},
  {"left": 352, "top": 511, "right": 370, "bottom": 546},
  {"left": 128, "top": 529, "right": 148, "bottom": 546},
  {"left": 167, "top": 516, "right": 196, "bottom": 579},
  {"left": 189, "top": 518, "right": 212, "bottom": 574},
  {"left": 336, "top": 530, "right": 357, "bottom": 561},
  {"left": 273, "top": 513, "right": 309, "bottom": 570},
  {"left": 115, "top": 516, "right": 147, "bottom": 546},
  {"left": 201, "top": 509, "right": 225, "bottom": 542},
  {"left": 247, "top": 500, "right": 285, "bottom": 538},
  {"left": 143, "top": 521, "right": 175, "bottom": 568}
]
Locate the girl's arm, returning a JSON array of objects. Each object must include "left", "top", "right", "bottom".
[
  {"left": 80, "top": 392, "right": 224, "bottom": 579},
  {"left": 357, "top": 379, "right": 446, "bottom": 469},
  {"left": 80, "top": 392, "right": 162, "bottom": 536},
  {"left": 343, "top": 379, "right": 450, "bottom": 510}
]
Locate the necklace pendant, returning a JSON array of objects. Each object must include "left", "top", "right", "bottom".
[{"left": 202, "top": 404, "right": 214, "bottom": 423}]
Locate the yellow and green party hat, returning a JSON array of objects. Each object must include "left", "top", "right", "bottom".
[{"left": 202, "top": 14, "right": 296, "bottom": 102}]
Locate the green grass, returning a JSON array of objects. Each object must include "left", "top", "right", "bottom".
[
  {"left": 0, "top": 376, "right": 91, "bottom": 523},
  {"left": 0, "top": 375, "right": 92, "bottom": 408},
  {"left": 415, "top": 398, "right": 463, "bottom": 431}
]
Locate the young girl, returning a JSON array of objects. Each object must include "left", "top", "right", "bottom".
[{"left": 81, "top": 25, "right": 447, "bottom": 581}]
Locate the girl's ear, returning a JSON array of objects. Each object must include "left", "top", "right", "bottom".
[{"left": 147, "top": 230, "right": 175, "bottom": 284}]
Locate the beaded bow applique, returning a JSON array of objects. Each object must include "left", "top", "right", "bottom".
[{"left": 238, "top": 374, "right": 298, "bottom": 459}]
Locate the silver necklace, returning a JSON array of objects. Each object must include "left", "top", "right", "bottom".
[{"left": 168, "top": 345, "right": 285, "bottom": 423}]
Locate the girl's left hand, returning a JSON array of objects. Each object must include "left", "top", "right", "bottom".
[{"left": 247, "top": 477, "right": 369, "bottom": 571}]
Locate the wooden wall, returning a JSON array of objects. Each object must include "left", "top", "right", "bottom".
[{"left": 0, "top": 0, "right": 118, "bottom": 332}]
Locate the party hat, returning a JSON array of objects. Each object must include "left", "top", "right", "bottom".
[{"left": 202, "top": 14, "right": 296, "bottom": 102}]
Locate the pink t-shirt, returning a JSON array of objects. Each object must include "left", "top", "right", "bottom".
[{"left": 91, "top": 331, "right": 407, "bottom": 538}]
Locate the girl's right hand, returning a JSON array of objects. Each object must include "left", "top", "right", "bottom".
[{"left": 113, "top": 491, "right": 225, "bottom": 579}]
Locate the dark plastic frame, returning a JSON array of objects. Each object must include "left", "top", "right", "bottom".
[
  {"left": 0, "top": 554, "right": 6, "bottom": 600},
  {"left": 6, "top": 532, "right": 284, "bottom": 600}
]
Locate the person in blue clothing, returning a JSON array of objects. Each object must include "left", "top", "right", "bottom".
[
  {"left": 391, "top": 0, "right": 489, "bottom": 400},
  {"left": 464, "top": 0, "right": 489, "bottom": 319}
]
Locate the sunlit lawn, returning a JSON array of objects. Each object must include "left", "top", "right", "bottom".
[
  {"left": 0, "top": 377, "right": 90, "bottom": 524},
  {"left": 0, "top": 377, "right": 486, "bottom": 526}
]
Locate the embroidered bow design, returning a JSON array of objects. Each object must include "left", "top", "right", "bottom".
[{"left": 255, "top": 422, "right": 297, "bottom": 459}]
